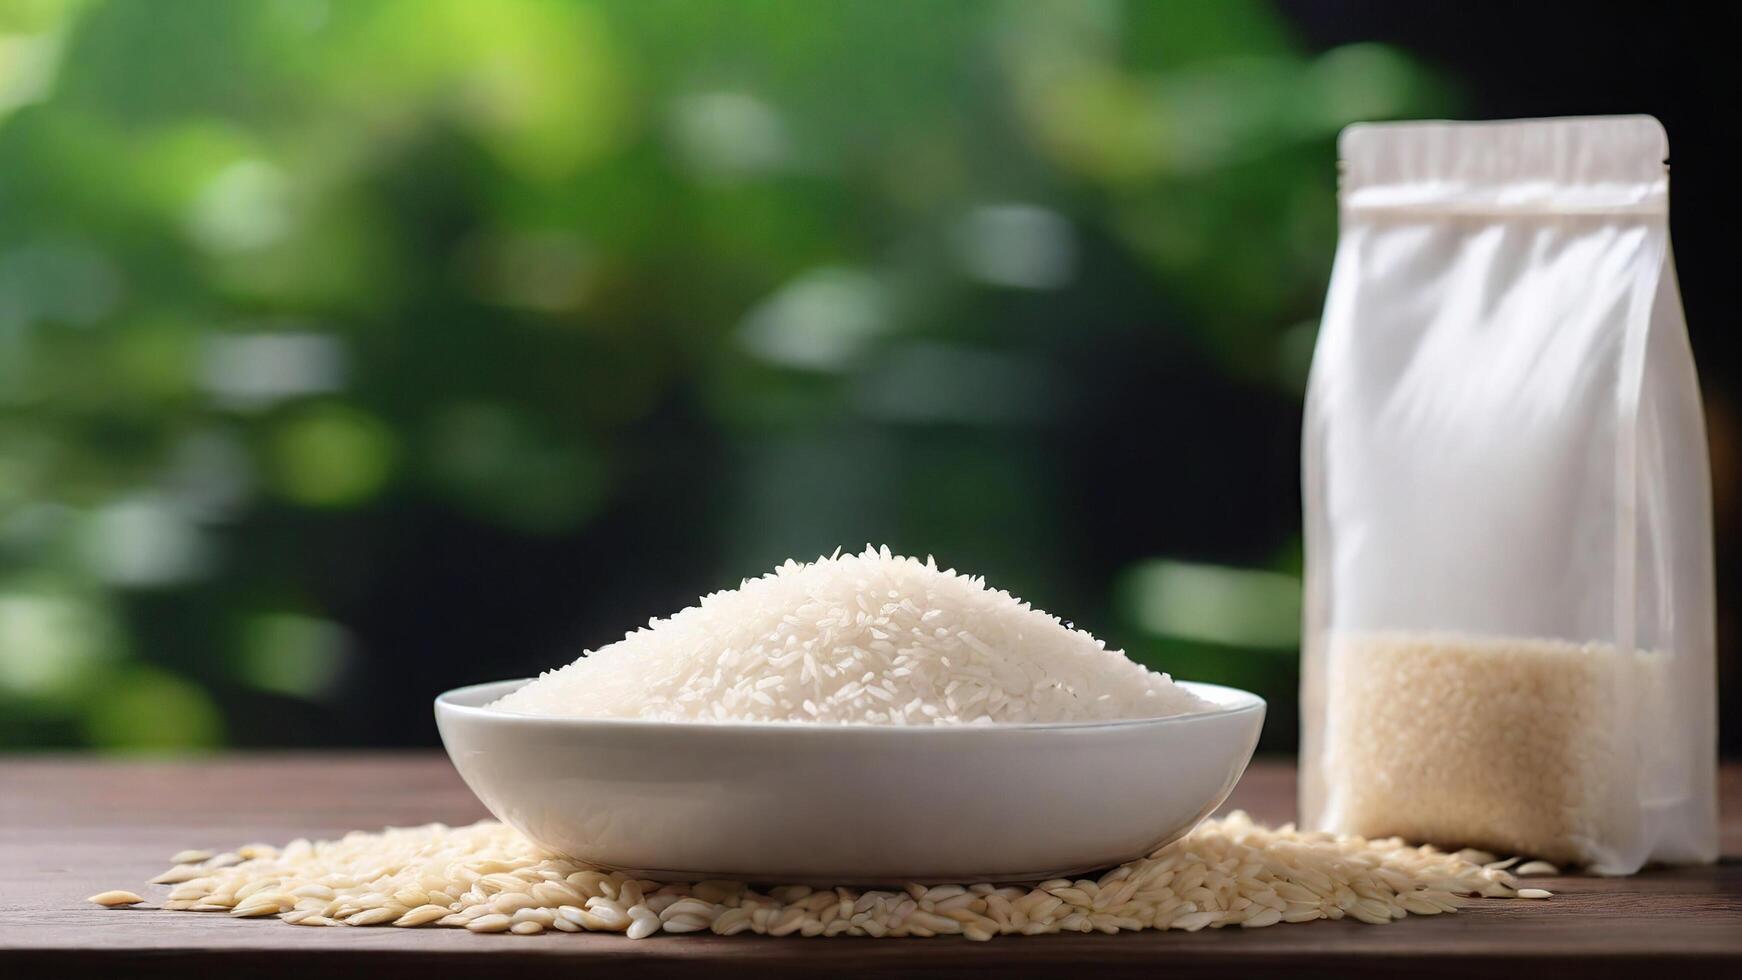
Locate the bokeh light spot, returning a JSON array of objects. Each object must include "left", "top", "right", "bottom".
[
  {"left": 201, "top": 329, "right": 347, "bottom": 412},
  {"left": 0, "top": 588, "right": 120, "bottom": 697},
  {"left": 186, "top": 159, "right": 294, "bottom": 254},
  {"left": 954, "top": 204, "right": 1077, "bottom": 290},
  {"left": 239, "top": 612, "right": 351, "bottom": 700},
  {"left": 737, "top": 268, "right": 889, "bottom": 372},
  {"left": 1119, "top": 559, "right": 1301, "bottom": 649},
  {"left": 82, "top": 665, "right": 223, "bottom": 751},
  {"left": 81, "top": 495, "right": 212, "bottom": 588},
  {"left": 668, "top": 91, "right": 789, "bottom": 181},
  {"left": 270, "top": 402, "right": 396, "bottom": 507}
]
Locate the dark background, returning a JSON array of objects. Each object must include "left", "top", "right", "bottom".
[{"left": 0, "top": 0, "right": 1733, "bottom": 755}]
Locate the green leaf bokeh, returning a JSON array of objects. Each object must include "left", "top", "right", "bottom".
[{"left": 0, "top": 0, "right": 1452, "bottom": 749}]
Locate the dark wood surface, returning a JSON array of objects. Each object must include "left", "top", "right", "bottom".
[{"left": 2, "top": 754, "right": 1738, "bottom": 978}]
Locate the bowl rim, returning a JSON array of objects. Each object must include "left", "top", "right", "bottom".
[{"left": 436, "top": 678, "right": 1265, "bottom": 736}]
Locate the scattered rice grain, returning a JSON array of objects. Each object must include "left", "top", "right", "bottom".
[
  {"left": 87, "top": 890, "right": 144, "bottom": 907},
  {"left": 104, "top": 813, "right": 1549, "bottom": 941}
]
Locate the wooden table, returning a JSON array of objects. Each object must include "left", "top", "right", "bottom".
[{"left": 2, "top": 755, "right": 1738, "bottom": 977}]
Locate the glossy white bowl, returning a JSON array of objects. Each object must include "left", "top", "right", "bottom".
[{"left": 436, "top": 679, "right": 1264, "bottom": 883}]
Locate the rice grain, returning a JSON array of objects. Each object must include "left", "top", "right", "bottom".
[{"left": 87, "top": 890, "right": 144, "bottom": 907}]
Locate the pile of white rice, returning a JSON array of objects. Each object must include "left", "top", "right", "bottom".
[{"left": 490, "top": 546, "right": 1208, "bottom": 725}]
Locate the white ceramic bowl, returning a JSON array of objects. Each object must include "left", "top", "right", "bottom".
[{"left": 436, "top": 679, "right": 1264, "bottom": 883}]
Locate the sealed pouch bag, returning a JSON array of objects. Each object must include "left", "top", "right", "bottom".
[{"left": 1299, "top": 116, "right": 1716, "bottom": 874}]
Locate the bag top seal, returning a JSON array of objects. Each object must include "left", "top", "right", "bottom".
[{"left": 1339, "top": 115, "right": 1668, "bottom": 215}]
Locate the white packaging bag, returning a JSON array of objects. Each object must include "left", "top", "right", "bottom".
[{"left": 1299, "top": 116, "right": 1716, "bottom": 874}]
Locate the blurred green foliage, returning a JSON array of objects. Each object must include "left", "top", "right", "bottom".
[{"left": 0, "top": 0, "right": 1450, "bottom": 750}]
